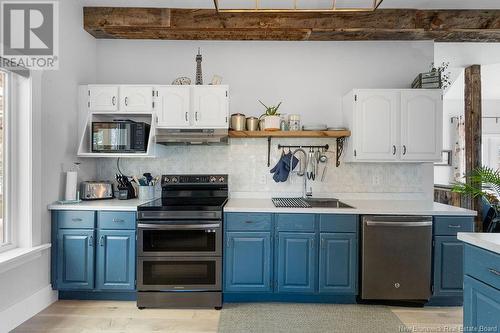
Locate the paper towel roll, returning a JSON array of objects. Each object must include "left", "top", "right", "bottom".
[{"left": 65, "top": 171, "right": 78, "bottom": 201}]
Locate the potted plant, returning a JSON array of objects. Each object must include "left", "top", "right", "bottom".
[
  {"left": 452, "top": 166, "right": 500, "bottom": 205},
  {"left": 259, "top": 100, "right": 282, "bottom": 131}
]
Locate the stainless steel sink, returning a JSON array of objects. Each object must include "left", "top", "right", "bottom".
[
  {"left": 304, "top": 198, "right": 354, "bottom": 208},
  {"left": 272, "top": 197, "right": 354, "bottom": 209}
]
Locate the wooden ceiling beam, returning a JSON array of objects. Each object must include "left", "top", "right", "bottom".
[{"left": 83, "top": 7, "right": 500, "bottom": 42}]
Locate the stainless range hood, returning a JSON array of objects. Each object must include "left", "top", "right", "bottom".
[{"left": 155, "top": 129, "right": 229, "bottom": 145}]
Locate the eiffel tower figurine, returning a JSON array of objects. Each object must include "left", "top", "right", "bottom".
[{"left": 195, "top": 48, "right": 203, "bottom": 85}]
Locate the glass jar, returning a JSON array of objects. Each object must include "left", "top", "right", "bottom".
[{"left": 289, "top": 114, "right": 301, "bottom": 131}]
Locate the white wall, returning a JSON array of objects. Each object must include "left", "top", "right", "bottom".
[
  {"left": 435, "top": 43, "right": 500, "bottom": 68},
  {"left": 95, "top": 40, "right": 435, "bottom": 199},
  {"left": 96, "top": 40, "right": 433, "bottom": 126},
  {"left": 0, "top": 0, "right": 97, "bottom": 331}
]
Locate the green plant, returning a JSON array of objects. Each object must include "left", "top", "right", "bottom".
[
  {"left": 259, "top": 100, "right": 282, "bottom": 118},
  {"left": 452, "top": 166, "right": 500, "bottom": 203}
]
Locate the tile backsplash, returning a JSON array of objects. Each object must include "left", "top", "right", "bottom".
[{"left": 96, "top": 138, "right": 433, "bottom": 200}]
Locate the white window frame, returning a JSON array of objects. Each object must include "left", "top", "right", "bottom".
[{"left": 0, "top": 69, "right": 13, "bottom": 252}]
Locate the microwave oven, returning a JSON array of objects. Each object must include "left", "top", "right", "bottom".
[{"left": 92, "top": 121, "right": 150, "bottom": 153}]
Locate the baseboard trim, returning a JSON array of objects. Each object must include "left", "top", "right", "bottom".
[{"left": 0, "top": 285, "right": 58, "bottom": 332}]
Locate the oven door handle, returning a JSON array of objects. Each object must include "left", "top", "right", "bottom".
[{"left": 137, "top": 223, "right": 221, "bottom": 230}]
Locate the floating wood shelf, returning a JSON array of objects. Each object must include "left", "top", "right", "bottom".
[
  {"left": 229, "top": 130, "right": 350, "bottom": 167},
  {"left": 228, "top": 130, "right": 351, "bottom": 138}
]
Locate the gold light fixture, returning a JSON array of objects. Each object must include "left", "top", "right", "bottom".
[{"left": 214, "top": 0, "right": 384, "bottom": 13}]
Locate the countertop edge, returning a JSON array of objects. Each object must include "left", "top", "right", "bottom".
[
  {"left": 223, "top": 207, "right": 477, "bottom": 216},
  {"left": 458, "top": 233, "right": 500, "bottom": 255}
]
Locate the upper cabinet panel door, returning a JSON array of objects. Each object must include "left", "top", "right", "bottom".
[
  {"left": 88, "top": 85, "right": 119, "bottom": 112},
  {"left": 192, "top": 86, "right": 229, "bottom": 128},
  {"left": 156, "top": 86, "right": 191, "bottom": 128},
  {"left": 400, "top": 90, "right": 442, "bottom": 161},
  {"left": 120, "top": 86, "right": 154, "bottom": 112},
  {"left": 354, "top": 90, "right": 399, "bottom": 161}
]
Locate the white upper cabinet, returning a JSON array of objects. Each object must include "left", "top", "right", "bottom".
[
  {"left": 192, "top": 86, "right": 229, "bottom": 128},
  {"left": 354, "top": 90, "right": 399, "bottom": 161},
  {"left": 155, "top": 86, "right": 191, "bottom": 128},
  {"left": 88, "top": 85, "right": 118, "bottom": 111},
  {"left": 120, "top": 86, "right": 154, "bottom": 112},
  {"left": 400, "top": 90, "right": 443, "bottom": 161},
  {"left": 343, "top": 89, "right": 442, "bottom": 163}
]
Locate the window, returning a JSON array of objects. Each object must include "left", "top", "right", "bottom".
[{"left": 0, "top": 70, "right": 6, "bottom": 246}]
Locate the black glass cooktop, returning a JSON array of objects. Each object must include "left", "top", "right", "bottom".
[{"left": 137, "top": 197, "right": 228, "bottom": 211}]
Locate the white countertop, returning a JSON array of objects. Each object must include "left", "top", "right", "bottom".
[
  {"left": 224, "top": 198, "right": 477, "bottom": 216},
  {"left": 458, "top": 233, "right": 500, "bottom": 255},
  {"left": 48, "top": 198, "right": 155, "bottom": 211}
]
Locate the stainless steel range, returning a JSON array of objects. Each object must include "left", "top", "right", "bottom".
[{"left": 136, "top": 174, "right": 228, "bottom": 309}]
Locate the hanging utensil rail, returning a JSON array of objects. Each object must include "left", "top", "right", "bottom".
[{"left": 277, "top": 144, "right": 330, "bottom": 150}]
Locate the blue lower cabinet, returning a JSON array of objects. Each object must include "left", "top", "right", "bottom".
[
  {"left": 96, "top": 229, "right": 136, "bottom": 291},
  {"left": 277, "top": 232, "right": 316, "bottom": 293},
  {"left": 57, "top": 229, "right": 95, "bottom": 290},
  {"left": 319, "top": 233, "right": 357, "bottom": 294},
  {"left": 433, "top": 236, "right": 464, "bottom": 297},
  {"left": 224, "top": 232, "right": 272, "bottom": 292},
  {"left": 464, "top": 275, "right": 500, "bottom": 330}
]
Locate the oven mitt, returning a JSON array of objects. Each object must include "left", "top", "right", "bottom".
[
  {"left": 279, "top": 153, "right": 299, "bottom": 182},
  {"left": 270, "top": 153, "right": 299, "bottom": 183},
  {"left": 270, "top": 154, "right": 286, "bottom": 183}
]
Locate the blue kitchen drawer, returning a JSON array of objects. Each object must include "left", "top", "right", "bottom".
[
  {"left": 57, "top": 211, "right": 95, "bottom": 229},
  {"left": 98, "top": 211, "right": 136, "bottom": 230},
  {"left": 276, "top": 214, "right": 315, "bottom": 232},
  {"left": 319, "top": 215, "right": 358, "bottom": 233},
  {"left": 464, "top": 244, "right": 500, "bottom": 291},
  {"left": 434, "top": 216, "right": 474, "bottom": 235},
  {"left": 225, "top": 213, "right": 272, "bottom": 231}
]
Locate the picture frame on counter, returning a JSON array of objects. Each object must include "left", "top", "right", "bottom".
[{"left": 435, "top": 150, "right": 452, "bottom": 166}]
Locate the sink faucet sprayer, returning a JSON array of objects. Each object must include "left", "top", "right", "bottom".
[{"left": 290, "top": 148, "right": 312, "bottom": 198}]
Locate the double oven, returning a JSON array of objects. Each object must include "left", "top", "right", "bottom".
[{"left": 136, "top": 175, "right": 227, "bottom": 309}]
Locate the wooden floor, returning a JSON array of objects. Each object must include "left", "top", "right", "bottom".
[{"left": 12, "top": 301, "right": 462, "bottom": 333}]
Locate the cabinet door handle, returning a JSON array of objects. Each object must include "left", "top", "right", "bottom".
[
  {"left": 448, "top": 224, "right": 462, "bottom": 229},
  {"left": 185, "top": 112, "right": 189, "bottom": 122},
  {"left": 99, "top": 235, "right": 105, "bottom": 246},
  {"left": 125, "top": 97, "right": 129, "bottom": 106},
  {"left": 112, "top": 96, "right": 116, "bottom": 106},
  {"left": 321, "top": 238, "right": 326, "bottom": 249},
  {"left": 195, "top": 112, "right": 199, "bottom": 122},
  {"left": 226, "top": 238, "right": 232, "bottom": 248},
  {"left": 403, "top": 145, "right": 407, "bottom": 155},
  {"left": 71, "top": 218, "right": 82, "bottom": 222},
  {"left": 392, "top": 145, "right": 396, "bottom": 155},
  {"left": 245, "top": 221, "right": 253, "bottom": 224},
  {"left": 88, "top": 235, "right": 94, "bottom": 247},
  {"left": 113, "top": 219, "right": 125, "bottom": 223},
  {"left": 489, "top": 268, "right": 500, "bottom": 276},
  {"left": 311, "top": 238, "right": 315, "bottom": 249}
]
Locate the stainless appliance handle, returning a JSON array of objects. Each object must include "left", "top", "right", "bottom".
[
  {"left": 365, "top": 221, "right": 432, "bottom": 227},
  {"left": 138, "top": 223, "right": 221, "bottom": 230}
]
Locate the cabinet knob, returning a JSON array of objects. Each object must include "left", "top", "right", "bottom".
[
  {"left": 402, "top": 145, "right": 407, "bottom": 155},
  {"left": 185, "top": 112, "right": 189, "bottom": 122},
  {"left": 99, "top": 235, "right": 105, "bottom": 246},
  {"left": 392, "top": 145, "right": 396, "bottom": 155},
  {"left": 88, "top": 235, "right": 94, "bottom": 247}
]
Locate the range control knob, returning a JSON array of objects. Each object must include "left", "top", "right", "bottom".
[
  {"left": 163, "top": 177, "right": 170, "bottom": 183},
  {"left": 210, "top": 176, "right": 217, "bottom": 183},
  {"left": 218, "top": 176, "right": 225, "bottom": 183},
  {"left": 171, "top": 177, "right": 179, "bottom": 183}
]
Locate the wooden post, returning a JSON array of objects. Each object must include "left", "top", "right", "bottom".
[{"left": 464, "top": 65, "right": 482, "bottom": 231}]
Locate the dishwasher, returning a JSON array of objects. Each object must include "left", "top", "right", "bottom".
[{"left": 361, "top": 215, "right": 433, "bottom": 302}]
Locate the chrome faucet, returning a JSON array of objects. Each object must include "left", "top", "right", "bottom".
[{"left": 291, "top": 148, "right": 312, "bottom": 199}]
